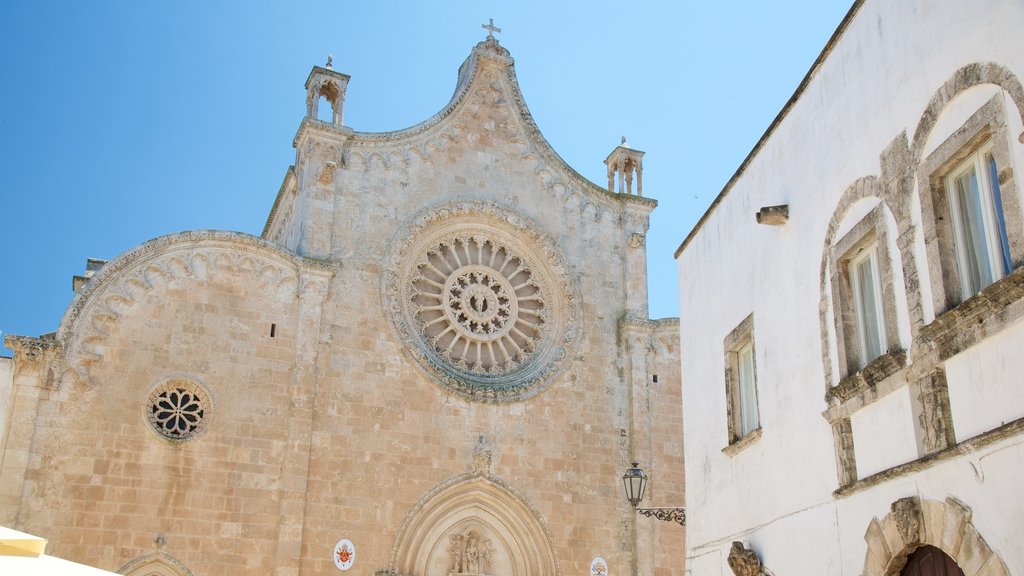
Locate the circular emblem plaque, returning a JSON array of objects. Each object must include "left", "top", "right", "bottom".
[
  {"left": 383, "top": 202, "right": 579, "bottom": 402},
  {"left": 333, "top": 539, "right": 355, "bottom": 571},
  {"left": 591, "top": 557, "right": 608, "bottom": 576}
]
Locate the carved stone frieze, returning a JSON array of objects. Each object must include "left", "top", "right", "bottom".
[{"left": 56, "top": 231, "right": 337, "bottom": 385}]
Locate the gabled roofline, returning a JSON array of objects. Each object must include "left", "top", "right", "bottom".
[
  {"left": 674, "top": 0, "right": 865, "bottom": 259},
  {"left": 291, "top": 38, "right": 656, "bottom": 210}
]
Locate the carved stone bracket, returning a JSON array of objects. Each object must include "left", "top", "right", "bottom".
[
  {"left": 891, "top": 496, "right": 923, "bottom": 546},
  {"left": 727, "top": 541, "right": 763, "bottom": 576},
  {"left": 635, "top": 507, "right": 686, "bottom": 526}
]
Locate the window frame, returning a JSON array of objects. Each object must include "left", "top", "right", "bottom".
[
  {"left": 848, "top": 241, "right": 888, "bottom": 364},
  {"left": 945, "top": 140, "right": 1011, "bottom": 299},
  {"left": 918, "top": 94, "right": 1022, "bottom": 314},
  {"left": 827, "top": 203, "right": 901, "bottom": 381},
  {"left": 723, "top": 314, "right": 760, "bottom": 452}
]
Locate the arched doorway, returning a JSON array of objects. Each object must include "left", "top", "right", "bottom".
[
  {"left": 862, "top": 496, "right": 1009, "bottom": 576},
  {"left": 390, "top": 474, "right": 559, "bottom": 576},
  {"left": 901, "top": 545, "right": 964, "bottom": 576}
]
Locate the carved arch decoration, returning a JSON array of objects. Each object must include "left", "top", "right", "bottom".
[
  {"left": 118, "top": 551, "right": 194, "bottom": 576},
  {"left": 862, "top": 496, "right": 1009, "bottom": 576},
  {"left": 818, "top": 177, "right": 909, "bottom": 393},
  {"left": 910, "top": 62, "right": 1024, "bottom": 161},
  {"left": 55, "top": 230, "right": 336, "bottom": 387},
  {"left": 388, "top": 474, "right": 560, "bottom": 576}
]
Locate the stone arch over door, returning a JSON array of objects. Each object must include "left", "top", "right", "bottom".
[
  {"left": 390, "top": 474, "right": 559, "bottom": 576},
  {"left": 118, "top": 551, "right": 193, "bottom": 576},
  {"left": 862, "top": 496, "right": 1009, "bottom": 576}
]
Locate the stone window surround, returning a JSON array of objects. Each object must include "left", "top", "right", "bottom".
[
  {"left": 828, "top": 203, "right": 903, "bottom": 382},
  {"left": 820, "top": 68, "right": 1024, "bottom": 493},
  {"left": 917, "top": 94, "right": 1023, "bottom": 316},
  {"left": 722, "top": 313, "right": 761, "bottom": 454}
]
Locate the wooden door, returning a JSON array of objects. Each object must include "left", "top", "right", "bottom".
[{"left": 901, "top": 545, "right": 965, "bottom": 576}]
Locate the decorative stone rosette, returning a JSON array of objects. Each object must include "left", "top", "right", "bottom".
[
  {"left": 383, "top": 201, "right": 578, "bottom": 402},
  {"left": 144, "top": 378, "right": 213, "bottom": 442}
]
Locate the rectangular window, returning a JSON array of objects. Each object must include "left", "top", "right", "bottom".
[
  {"left": 737, "top": 342, "right": 758, "bottom": 437},
  {"left": 946, "top": 141, "right": 1010, "bottom": 299},
  {"left": 723, "top": 314, "right": 760, "bottom": 451},
  {"left": 848, "top": 243, "right": 887, "bottom": 367}
]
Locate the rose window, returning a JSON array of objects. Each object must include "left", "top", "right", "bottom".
[
  {"left": 412, "top": 237, "right": 545, "bottom": 373},
  {"left": 145, "top": 380, "right": 211, "bottom": 441},
  {"left": 383, "top": 202, "right": 579, "bottom": 402}
]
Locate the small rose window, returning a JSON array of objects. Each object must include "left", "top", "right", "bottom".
[{"left": 145, "top": 380, "right": 211, "bottom": 441}]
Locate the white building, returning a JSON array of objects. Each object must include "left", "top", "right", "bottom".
[{"left": 676, "top": 1, "right": 1024, "bottom": 574}]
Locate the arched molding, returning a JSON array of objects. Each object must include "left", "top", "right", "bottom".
[
  {"left": 862, "top": 496, "right": 1010, "bottom": 576},
  {"left": 55, "top": 230, "right": 337, "bottom": 387},
  {"left": 118, "top": 551, "right": 194, "bottom": 576},
  {"left": 389, "top": 473, "right": 560, "bottom": 576},
  {"left": 818, "top": 177, "right": 908, "bottom": 393},
  {"left": 911, "top": 62, "right": 1024, "bottom": 161}
]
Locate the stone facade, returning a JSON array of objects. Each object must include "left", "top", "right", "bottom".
[
  {"left": 677, "top": 0, "right": 1024, "bottom": 574},
  {"left": 0, "top": 37, "right": 683, "bottom": 575}
]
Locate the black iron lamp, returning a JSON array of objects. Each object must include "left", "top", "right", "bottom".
[{"left": 622, "top": 462, "right": 686, "bottom": 526}]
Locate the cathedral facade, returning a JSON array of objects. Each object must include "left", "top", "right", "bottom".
[{"left": 0, "top": 36, "right": 682, "bottom": 575}]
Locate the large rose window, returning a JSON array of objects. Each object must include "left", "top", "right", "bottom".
[{"left": 383, "top": 202, "right": 578, "bottom": 402}]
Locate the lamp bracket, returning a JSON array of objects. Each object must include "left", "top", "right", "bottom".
[{"left": 636, "top": 507, "right": 686, "bottom": 526}]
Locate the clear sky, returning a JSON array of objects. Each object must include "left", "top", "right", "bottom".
[{"left": 0, "top": 1, "right": 853, "bottom": 355}]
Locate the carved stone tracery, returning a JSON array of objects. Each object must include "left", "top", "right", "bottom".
[
  {"left": 413, "top": 236, "right": 544, "bottom": 373},
  {"left": 383, "top": 201, "right": 579, "bottom": 403}
]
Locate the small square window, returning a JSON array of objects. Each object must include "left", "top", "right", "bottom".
[{"left": 724, "top": 314, "right": 759, "bottom": 447}]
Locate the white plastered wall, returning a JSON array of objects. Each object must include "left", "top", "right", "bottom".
[{"left": 678, "top": 1, "right": 1024, "bottom": 574}]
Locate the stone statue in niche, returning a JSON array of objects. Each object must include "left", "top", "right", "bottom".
[
  {"left": 448, "top": 529, "right": 493, "bottom": 575},
  {"left": 472, "top": 434, "right": 492, "bottom": 475}
]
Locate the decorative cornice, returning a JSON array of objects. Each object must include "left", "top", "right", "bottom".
[
  {"left": 289, "top": 39, "right": 659, "bottom": 215},
  {"left": 56, "top": 230, "right": 338, "bottom": 385},
  {"left": 261, "top": 165, "right": 297, "bottom": 239},
  {"left": 825, "top": 349, "right": 907, "bottom": 405},
  {"left": 918, "top": 266, "right": 1024, "bottom": 359}
]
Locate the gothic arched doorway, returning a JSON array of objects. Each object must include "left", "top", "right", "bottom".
[
  {"left": 901, "top": 545, "right": 964, "bottom": 576},
  {"left": 390, "top": 474, "right": 559, "bottom": 576}
]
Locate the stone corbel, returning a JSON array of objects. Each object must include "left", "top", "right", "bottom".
[{"left": 727, "top": 541, "right": 764, "bottom": 576}]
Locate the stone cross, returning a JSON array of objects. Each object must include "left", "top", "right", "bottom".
[{"left": 482, "top": 18, "right": 501, "bottom": 39}]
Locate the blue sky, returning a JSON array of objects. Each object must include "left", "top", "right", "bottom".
[{"left": 0, "top": 1, "right": 852, "bottom": 355}]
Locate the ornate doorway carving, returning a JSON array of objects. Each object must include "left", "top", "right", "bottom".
[{"left": 390, "top": 474, "right": 559, "bottom": 576}]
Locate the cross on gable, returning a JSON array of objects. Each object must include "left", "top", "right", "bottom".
[{"left": 482, "top": 18, "right": 501, "bottom": 39}]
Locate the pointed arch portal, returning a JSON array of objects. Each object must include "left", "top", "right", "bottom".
[{"left": 390, "top": 475, "right": 559, "bottom": 576}]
